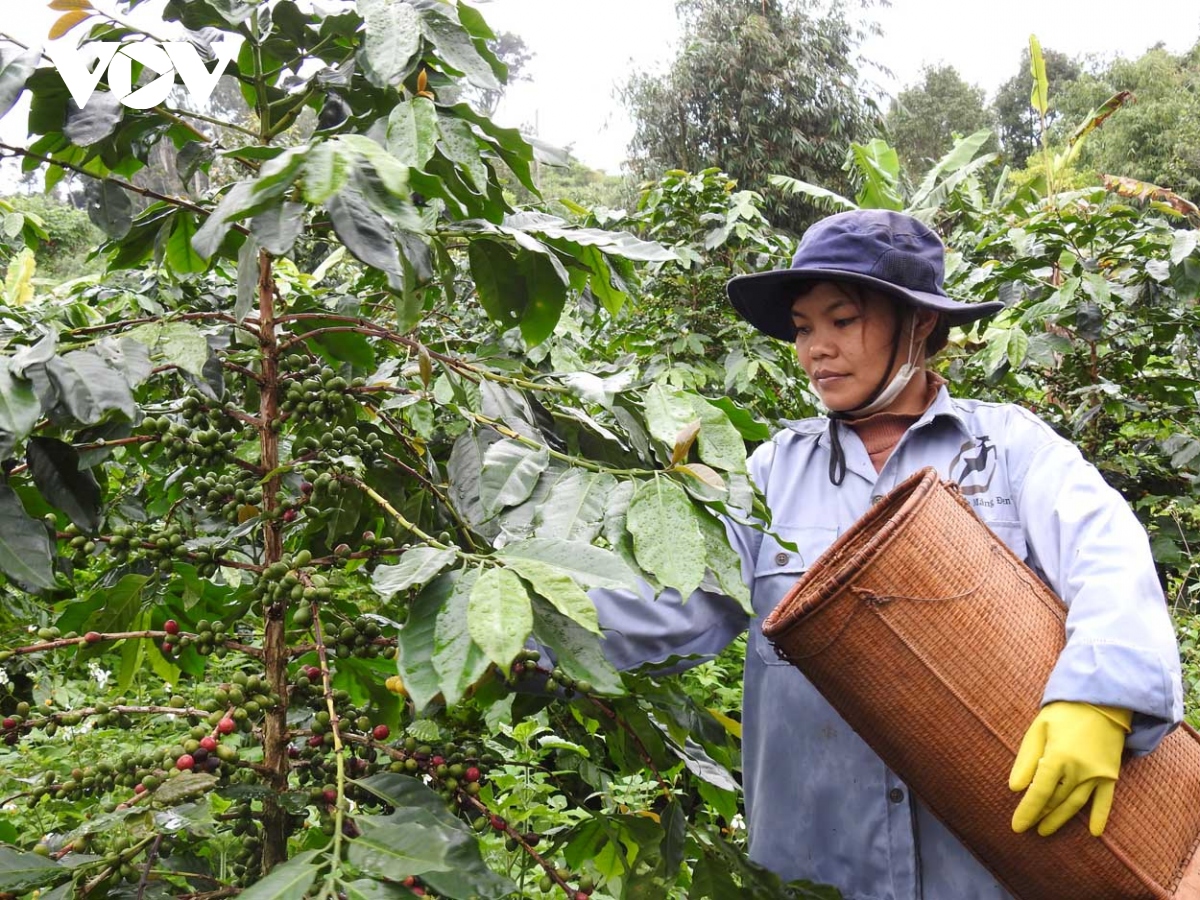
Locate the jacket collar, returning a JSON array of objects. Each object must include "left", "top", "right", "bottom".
[{"left": 783, "top": 383, "right": 973, "bottom": 443}]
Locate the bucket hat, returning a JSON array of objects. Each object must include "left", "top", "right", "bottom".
[{"left": 727, "top": 209, "right": 1005, "bottom": 341}]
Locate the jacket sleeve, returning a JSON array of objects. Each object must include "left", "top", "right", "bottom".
[
  {"left": 1009, "top": 408, "right": 1184, "bottom": 754},
  {"left": 584, "top": 442, "right": 783, "bottom": 674},
  {"left": 588, "top": 517, "right": 754, "bottom": 674}
]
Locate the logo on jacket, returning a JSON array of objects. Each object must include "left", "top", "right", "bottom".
[{"left": 950, "top": 436, "right": 997, "bottom": 496}]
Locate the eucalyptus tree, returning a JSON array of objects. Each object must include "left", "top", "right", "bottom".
[
  {"left": 886, "top": 65, "right": 994, "bottom": 179},
  {"left": 621, "top": 0, "right": 883, "bottom": 234}
]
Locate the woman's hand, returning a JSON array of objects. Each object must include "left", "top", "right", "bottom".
[{"left": 1009, "top": 701, "right": 1132, "bottom": 837}]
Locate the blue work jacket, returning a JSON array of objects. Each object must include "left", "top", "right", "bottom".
[{"left": 591, "top": 386, "right": 1183, "bottom": 900}]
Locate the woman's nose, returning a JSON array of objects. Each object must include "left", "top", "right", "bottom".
[{"left": 805, "top": 332, "right": 835, "bottom": 360}]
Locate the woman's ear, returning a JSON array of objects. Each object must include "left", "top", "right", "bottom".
[{"left": 912, "top": 309, "right": 939, "bottom": 345}]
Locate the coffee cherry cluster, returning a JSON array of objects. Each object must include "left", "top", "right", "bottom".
[
  {"left": 162, "top": 617, "right": 231, "bottom": 658},
  {"left": 279, "top": 356, "right": 365, "bottom": 419},
  {"left": 296, "top": 423, "right": 386, "bottom": 465},
  {"left": 249, "top": 551, "right": 331, "bottom": 617},
  {"left": 319, "top": 614, "right": 385, "bottom": 659},
  {"left": 386, "top": 737, "right": 495, "bottom": 803},
  {"left": 196, "top": 670, "right": 277, "bottom": 728},
  {"left": 75, "top": 833, "right": 183, "bottom": 886},
  {"left": 61, "top": 525, "right": 97, "bottom": 566},
  {"left": 537, "top": 872, "right": 595, "bottom": 897},
  {"left": 225, "top": 803, "right": 264, "bottom": 885},
  {"left": 290, "top": 668, "right": 391, "bottom": 789},
  {"left": 2, "top": 706, "right": 29, "bottom": 745},
  {"left": 184, "top": 470, "right": 264, "bottom": 525},
  {"left": 104, "top": 521, "right": 207, "bottom": 576},
  {"left": 147, "top": 393, "right": 239, "bottom": 464},
  {"left": 92, "top": 700, "right": 133, "bottom": 730},
  {"left": 23, "top": 735, "right": 244, "bottom": 810},
  {"left": 2, "top": 699, "right": 88, "bottom": 742}
]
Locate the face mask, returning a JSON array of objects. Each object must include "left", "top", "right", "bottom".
[{"left": 839, "top": 315, "right": 922, "bottom": 418}]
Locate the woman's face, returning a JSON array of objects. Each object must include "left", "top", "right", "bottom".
[{"left": 790, "top": 283, "right": 927, "bottom": 413}]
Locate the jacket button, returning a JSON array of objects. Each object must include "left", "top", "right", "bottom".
[
  {"left": 871, "top": 494, "right": 884, "bottom": 504},
  {"left": 774, "top": 552, "right": 789, "bottom": 566},
  {"left": 888, "top": 788, "right": 905, "bottom": 804}
]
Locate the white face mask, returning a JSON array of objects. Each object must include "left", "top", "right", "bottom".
[{"left": 837, "top": 315, "right": 922, "bottom": 418}]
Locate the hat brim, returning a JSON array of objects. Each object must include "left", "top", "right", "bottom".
[{"left": 727, "top": 268, "right": 1005, "bottom": 341}]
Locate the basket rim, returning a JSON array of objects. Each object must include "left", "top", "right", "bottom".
[{"left": 761, "top": 465, "right": 943, "bottom": 639}]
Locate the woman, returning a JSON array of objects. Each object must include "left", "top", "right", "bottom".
[{"left": 590, "top": 210, "right": 1183, "bottom": 899}]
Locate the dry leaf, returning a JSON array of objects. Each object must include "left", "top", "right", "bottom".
[
  {"left": 671, "top": 419, "right": 701, "bottom": 465},
  {"left": 49, "top": 8, "right": 92, "bottom": 40},
  {"left": 677, "top": 463, "right": 726, "bottom": 491}
]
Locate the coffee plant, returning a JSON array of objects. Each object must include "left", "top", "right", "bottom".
[{"left": 0, "top": 1, "right": 846, "bottom": 898}]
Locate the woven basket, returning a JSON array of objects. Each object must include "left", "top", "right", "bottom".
[{"left": 761, "top": 467, "right": 1200, "bottom": 900}]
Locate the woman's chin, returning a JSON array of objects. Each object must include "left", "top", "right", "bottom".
[{"left": 815, "top": 387, "right": 866, "bottom": 413}]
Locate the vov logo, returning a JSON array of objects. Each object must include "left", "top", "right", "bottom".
[{"left": 54, "top": 40, "right": 238, "bottom": 111}]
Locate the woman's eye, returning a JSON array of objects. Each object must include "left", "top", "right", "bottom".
[
  {"left": 834, "top": 317, "right": 858, "bottom": 328},
  {"left": 793, "top": 325, "right": 811, "bottom": 337}
]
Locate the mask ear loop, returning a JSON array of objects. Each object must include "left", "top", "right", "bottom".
[
  {"left": 825, "top": 313, "right": 923, "bottom": 486},
  {"left": 849, "top": 314, "right": 923, "bottom": 417}
]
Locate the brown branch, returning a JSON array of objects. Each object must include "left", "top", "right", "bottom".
[
  {"left": 256, "top": 247, "right": 290, "bottom": 874},
  {"left": 5, "top": 435, "right": 158, "bottom": 477},
  {"left": 82, "top": 835, "right": 157, "bottom": 896},
  {"left": 588, "top": 696, "right": 671, "bottom": 795},
  {"left": 220, "top": 360, "right": 264, "bottom": 385},
  {"left": 67, "top": 312, "right": 248, "bottom": 338},
  {"left": 159, "top": 105, "right": 260, "bottom": 140},
  {"left": 135, "top": 835, "right": 163, "bottom": 900},
  {"left": 0, "top": 142, "right": 212, "bottom": 218},
  {"left": 4, "top": 632, "right": 260, "bottom": 659}
]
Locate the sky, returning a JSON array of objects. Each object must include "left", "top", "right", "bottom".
[
  {"left": 2, "top": 0, "right": 1200, "bottom": 174},
  {"left": 478, "top": 0, "right": 1200, "bottom": 172}
]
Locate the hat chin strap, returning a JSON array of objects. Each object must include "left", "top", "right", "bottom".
[
  {"left": 825, "top": 316, "right": 921, "bottom": 485},
  {"left": 844, "top": 322, "right": 922, "bottom": 417}
]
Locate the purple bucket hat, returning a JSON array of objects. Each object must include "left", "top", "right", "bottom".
[{"left": 727, "top": 209, "right": 1004, "bottom": 341}]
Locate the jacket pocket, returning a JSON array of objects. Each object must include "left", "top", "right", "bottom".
[{"left": 751, "top": 525, "right": 837, "bottom": 665}]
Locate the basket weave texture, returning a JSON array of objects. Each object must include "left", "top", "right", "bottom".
[{"left": 761, "top": 467, "right": 1200, "bottom": 900}]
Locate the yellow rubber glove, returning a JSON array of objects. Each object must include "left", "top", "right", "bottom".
[{"left": 1009, "top": 701, "right": 1132, "bottom": 837}]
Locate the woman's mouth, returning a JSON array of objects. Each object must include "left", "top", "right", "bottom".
[{"left": 814, "top": 372, "right": 849, "bottom": 389}]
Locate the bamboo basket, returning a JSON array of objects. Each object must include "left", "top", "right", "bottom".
[{"left": 761, "top": 467, "right": 1200, "bottom": 900}]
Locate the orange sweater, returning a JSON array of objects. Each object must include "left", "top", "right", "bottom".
[{"left": 844, "top": 372, "right": 946, "bottom": 473}]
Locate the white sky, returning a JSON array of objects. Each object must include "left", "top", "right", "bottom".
[
  {"left": 479, "top": 0, "right": 1200, "bottom": 172},
  {"left": 3, "top": 0, "right": 1200, "bottom": 174}
]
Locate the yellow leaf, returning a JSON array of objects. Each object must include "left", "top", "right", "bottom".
[
  {"left": 677, "top": 463, "right": 726, "bottom": 492},
  {"left": 418, "top": 344, "right": 432, "bottom": 389},
  {"left": 707, "top": 707, "right": 742, "bottom": 739},
  {"left": 671, "top": 418, "right": 701, "bottom": 465},
  {"left": 4, "top": 248, "right": 36, "bottom": 307},
  {"left": 49, "top": 8, "right": 92, "bottom": 39},
  {"left": 49, "top": 0, "right": 94, "bottom": 10},
  {"left": 416, "top": 69, "right": 428, "bottom": 94},
  {"left": 237, "top": 505, "right": 260, "bottom": 524}
]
